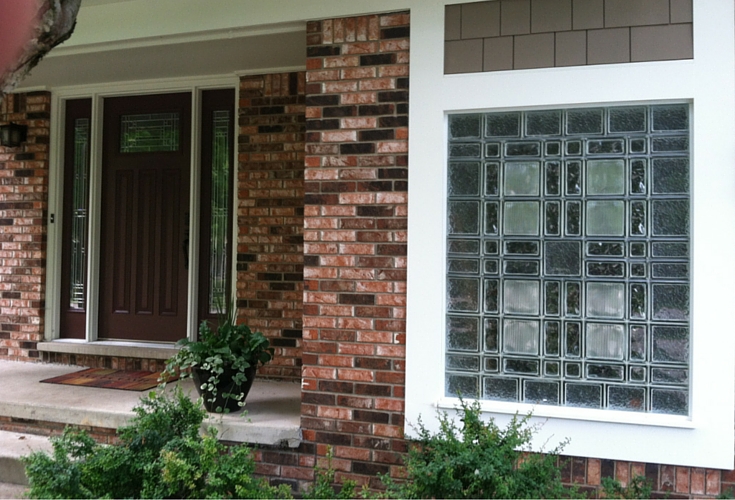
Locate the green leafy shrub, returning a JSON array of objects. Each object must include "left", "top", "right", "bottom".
[
  {"left": 303, "top": 446, "right": 357, "bottom": 500},
  {"left": 601, "top": 475, "right": 653, "bottom": 499}
]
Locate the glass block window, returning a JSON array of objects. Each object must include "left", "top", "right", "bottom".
[
  {"left": 446, "top": 104, "right": 690, "bottom": 415},
  {"left": 120, "top": 113, "right": 180, "bottom": 153}
]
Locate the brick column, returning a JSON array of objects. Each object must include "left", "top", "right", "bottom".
[
  {"left": 301, "top": 12, "right": 409, "bottom": 487},
  {"left": 0, "top": 92, "right": 50, "bottom": 361}
]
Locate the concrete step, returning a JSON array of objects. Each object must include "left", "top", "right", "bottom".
[
  {"left": 0, "top": 482, "right": 28, "bottom": 499},
  {"left": 0, "top": 430, "right": 53, "bottom": 486}
]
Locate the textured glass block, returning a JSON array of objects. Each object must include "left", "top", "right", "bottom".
[
  {"left": 545, "top": 241, "right": 581, "bottom": 276},
  {"left": 652, "top": 326, "right": 689, "bottom": 363},
  {"left": 486, "top": 162, "right": 499, "bottom": 196},
  {"left": 505, "top": 241, "right": 539, "bottom": 255},
  {"left": 630, "top": 326, "right": 646, "bottom": 361},
  {"left": 630, "top": 159, "right": 647, "bottom": 195},
  {"left": 652, "top": 263, "right": 688, "bottom": 279},
  {"left": 631, "top": 284, "right": 646, "bottom": 320},
  {"left": 504, "top": 162, "right": 540, "bottom": 196},
  {"left": 588, "top": 242, "right": 624, "bottom": 256},
  {"left": 651, "top": 105, "right": 689, "bottom": 132},
  {"left": 565, "top": 322, "right": 581, "bottom": 357},
  {"left": 651, "top": 368, "right": 688, "bottom": 386},
  {"left": 546, "top": 142, "right": 561, "bottom": 156},
  {"left": 486, "top": 143, "right": 501, "bottom": 157},
  {"left": 545, "top": 161, "right": 561, "bottom": 195},
  {"left": 486, "top": 113, "right": 520, "bottom": 137},
  {"left": 503, "top": 319, "right": 540, "bottom": 355},
  {"left": 587, "top": 263, "right": 624, "bottom": 277},
  {"left": 503, "top": 201, "right": 540, "bottom": 236},
  {"left": 652, "top": 284, "right": 689, "bottom": 321},
  {"left": 449, "top": 143, "right": 482, "bottom": 158},
  {"left": 485, "top": 240, "right": 499, "bottom": 255},
  {"left": 504, "top": 359, "right": 539, "bottom": 375},
  {"left": 586, "top": 323, "right": 625, "bottom": 361},
  {"left": 448, "top": 162, "right": 481, "bottom": 196},
  {"left": 448, "top": 258, "right": 480, "bottom": 274},
  {"left": 485, "top": 358, "right": 499, "bottom": 372},
  {"left": 586, "top": 282, "right": 625, "bottom": 319},
  {"left": 485, "top": 260, "right": 499, "bottom": 274},
  {"left": 504, "top": 260, "right": 539, "bottom": 275},
  {"left": 449, "top": 114, "right": 481, "bottom": 140},
  {"left": 485, "top": 319, "right": 499, "bottom": 352},
  {"left": 630, "top": 263, "right": 646, "bottom": 278},
  {"left": 545, "top": 321, "right": 560, "bottom": 355},
  {"left": 630, "top": 242, "right": 646, "bottom": 257},
  {"left": 484, "top": 377, "right": 518, "bottom": 401},
  {"left": 566, "top": 201, "right": 581, "bottom": 236},
  {"left": 527, "top": 110, "right": 562, "bottom": 136},
  {"left": 566, "top": 161, "right": 582, "bottom": 195},
  {"left": 586, "top": 201, "right": 625, "bottom": 236},
  {"left": 630, "top": 366, "right": 646, "bottom": 382},
  {"left": 448, "top": 239, "right": 480, "bottom": 255},
  {"left": 651, "top": 136, "right": 689, "bottom": 153},
  {"left": 485, "top": 202, "right": 499, "bottom": 235},
  {"left": 545, "top": 202, "right": 560, "bottom": 236},
  {"left": 524, "top": 380, "right": 559, "bottom": 405},
  {"left": 447, "top": 316, "right": 480, "bottom": 351},
  {"left": 567, "top": 108, "right": 603, "bottom": 135},
  {"left": 448, "top": 278, "right": 480, "bottom": 313},
  {"left": 448, "top": 201, "right": 480, "bottom": 235},
  {"left": 484, "top": 279, "right": 499, "bottom": 313},
  {"left": 587, "top": 364, "right": 624, "bottom": 381},
  {"left": 565, "top": 362, "right": 581, "bottom": 378},
  {"left": 566, "top": 283, "right": 581, "bottom": 316},
  {"left": 630, "top": 138, "right": 647, "bottom": 154},
  {"left": 566, "top": 140, "right": 582, "bottom": 155},
  {"left": 565, "top": 383, "right": 602, "bottom": 408},
  {"left": 608, "top": 386, "right": 646, "bottom": 411},
  {"left": 506, "top": 142, "right": 541, "bottom": 157},
  {"left": 446, "top": 374, "right": 480, "bottom": 398},
  {"left": 651, "top": 388, "right": 688, "bottom": 416},
  {"left": 121, "top": 113, "right": 180, "bottom": 153},
  {"left": 544, "top": 361, "right": 560, "bottom": 376},
  {"left": 447, "top": 354, "right": 481, "bottom": 372},
  {"left": 631, "top": 201, "right": 646, "bottom": 236},
  {"left": 503, "top": 280, "right": 540, "bottom": 315},
  {"left": 609, "top": 107, "right": 646, "bottom": 133},
  {"left": 652, "top": 158, "right": 689, "bottom": 194},
  {"left": 652, "top": 242, "right": 688, "bottom": 258},
  {"left": 545, "top": 283, "right": 560, "bottom": 316},
  {"left": 587, "top": 160, "right": 625, "bottom": 195},
  {"left": 588, "top": 139, "right": 624, "bottom": 155}
]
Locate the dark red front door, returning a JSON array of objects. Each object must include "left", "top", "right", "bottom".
[{"left": 99, "top": 93, "right": 191, "bottom": 342}]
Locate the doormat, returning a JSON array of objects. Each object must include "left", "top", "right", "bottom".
[{"left": 41, "top": 368, "right": 176, "bottom": 391}]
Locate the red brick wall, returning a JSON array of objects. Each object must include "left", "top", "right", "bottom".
[
  {"left": 0, "top": 92, "right": 49, "bottom": 361},
  {"left": 237, "top": 73, "right": 306, "bottom": 380}
]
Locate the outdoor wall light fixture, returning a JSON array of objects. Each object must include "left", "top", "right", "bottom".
[{"left": 0, "top": 122, "right": 28, "bottom": 147}]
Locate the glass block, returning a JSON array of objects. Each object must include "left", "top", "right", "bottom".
[
  {"left": 485, "top": 202, "right": 499, "bottom": 235},
  {"left": 652, "top": 284, "right": 689, "bottom": 321},
  {"left": 587, "top": 159, "right": 625, "bottom": 195},
  {"left": 630, "top": 242, "right": 646, "bottom": 257},
  {"left": 484, "top": 279, "right": 499, "bottom": 313},
  {"left": 504, "top": 359, "right": 539, "bottom": 375},
  {"left": 630, "top": 263, "right": 646, "bottom": 278},
  {"left": 630, "top": 159, "right": 647, "bottom": 195},
  {"left": 446, "top": 374, "right": 480, "bottom": 398},
  {"left": 504, "top": 260, "right": 540, "bottom": 275},
  {"left": 545, "top": 283, "right": 560, "bottom": 316},
  {"left": 630, "top": 366, "right": 646, "bottom": 382},
  {"left": 546, "top": 141, "right": 561, "bottom": 156},
  {"left": 485, "top": 358, "right": 499, "bottom": 372},
  {"left": 652, "top": 158, "right": 689, "bottom": 194},
  {"left": 652, "top": 242, "right": 688, "bottom": 258},
  {"left": 587, "top": 242, "right": 624, "bottom": 256},
  {"left": 566, "top": 283, "right": 581, "bottom": 316},
  {"left": 652, "top": 326, "right": 689, "bottom": 363},
  {"left": 651, "top": 105, "right": 689, "bottom": 132},
  {"left": 630, "top": 201, "right": 646, "bottom": 236},
  {"left": 502, "top": 319, "right": 540, "bottom": 355},
  {"left": 545, "top": 321, "right": 560, "bottom": 355},
  {"left": 448, "top": 162, "right": 480, "bottom": 197},
  {"left": 545, "top": 241, "right": 581, "bottom": 276},
  {"left": 524, "top": 380, "right": 559, "bottom": 405},
  {"left": 526, "top": 110, "right": 562, "bottom": 136},
  {"left": 485, "top": 240, "right": 499, "bottom": 255},
  {"left": 447, "top": 354, "right": 481, "bottom": 372},
  {"left": 651, "top": 388, "right": 688, "bottom": 416},
  {"left": 566, "top": 108, "right": 603, "bottom": 135},
  {"left": 484, "top": 260, "right": 499, "bottom": 274},
  {"left": 630, "top": 138, "right": 647, "bottom": 154},
  {"left": 566, "top": 201, "right": 581, "bottom": 236},
  {"left": 544, "top": 361, "right": 560, "bottom": 377},
  {"left": 449, "top": 143, "right": 482, "bottom": 158},
  {"left": 630, "top": 325, "right": 646, "bottom": 361},
  {"left": 565, "top": 362, "right": 581, "bottom": 378},
  {"left": 503, "top": 201, "right": 540, "bottom": 236},
  {"left": 608, "top": 386, "right": 646, "bottom": 411},
  {"left": 565, "top": 322, "right": 581, "bottom": 357},
  {"left": 609, "top": 107, "right": 646, "bottom": 133},
  {"left": 566, "top": 140, "right": 582, "bottom": 155},
  {"left": 565, "top": 383, "right": 602, "bottom": 408},
  {"left": 447, "top": 277, "right": 480, "bottom": 312},
  {"left": 587, "top": 139, "right": 624, "bottom": 155},
  {"left": 586, "top": 323, "right": 625, "bottom": 360},
  {"left": 504, "top": 162, "right": 540, "bottom": 196},
  {"left": 506, "top": 142, "right": 541, "bottom": 157},
  {"left": 121, "top": 113, "right": 180, "bottom": 153},
  {"left": 587, "top": 364, "right": 624, "bottom": 381},
  {"left": 486, "top": 162, "right": 499, "bottom": 196},
  {"left": 503, "top": 280, "right": 540, "bottom": 315},
  {"left": 587, "top": 263, "right": 624, "bottom": 277},
  {"left": 484, "top": 377, "right": 518, "bottom": 401},
  {"left": 651, "top": 136, "right": 689, "bottom": 153},
  {"left": 449, "top": 114, "right": 481, "bottom": 140},
  {"left": 505, "top": 241, "right": 539, "bottom": 255},
  {"left": 448, "top": 258, "right": 480, "bottom": 274},
  {"left": 586, "top": 282, "right": 625, "bottom": 319},
  {"left": 448, "top": 201, "right": 480, "bottom": 235},
  {"left": 651, "top": 367, "right": 688, "bottom": 386},
  {"left": 486, "top": 143, "right": 501, "bottom": 157},
  {"left": 566, "top": 161, "right": 582, "bottom": 195},
  {"left": 448, "top": 239, "right": 480, "bottom": 255},
  {"left": 447, "top": 316, "right": 480, "bottom": 351},
  {"left": 485, "top": 319, "right": 499, "bottom": 352},
  {"left": 630, "top": 284, "right": 646, "bottom": 320},
  {"left": 545, "top": 202, "right": 560, "bottom": 236},
  {"left": 486, "top": 112, "right": 520, "bottom": 137},
  {"left": 652, "top": 263, "right": 688, "bottom": 279},
  {"left": 586, "top": 201, "right": 625, "bottom": 237},
  {"left": 545, "top": 161, "right": 561, "bottom": 195}
]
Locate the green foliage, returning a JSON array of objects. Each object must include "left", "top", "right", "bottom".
[
  {"left": 304, "top": 446, "right": 357, "bottom": 500},
  {"left": 601, "top": 475, "right": 653, "bottom": 499}
]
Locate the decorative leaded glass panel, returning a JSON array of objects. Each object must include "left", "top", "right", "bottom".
[
  {"left": 208, "top": 110, "right": 231, "bottom": 313},
  {"left": 446, "top": 104, "right": 690, "bottom": 414},
  {"left": 120, "top": 113, "right": 180, "bottom": 153},
  {"left": 70, "top": 118, "right": 90, "bottom": 309}
]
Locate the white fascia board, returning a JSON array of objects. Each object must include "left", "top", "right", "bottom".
[{"left": 406, "top": 0, "right": 735, "bottom": 469}]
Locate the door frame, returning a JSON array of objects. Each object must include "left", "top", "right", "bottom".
[{"left": 46, "top": 75, "right": 239, "bottom": 344}]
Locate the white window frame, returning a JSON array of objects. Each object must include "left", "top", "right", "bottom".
[{"left": 406, "top": 1, "right": 735, "bottom": 469}]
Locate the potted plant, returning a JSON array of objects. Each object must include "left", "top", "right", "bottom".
[{"left": 161, "top": 306, "right": 274, "bottom": 413}]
